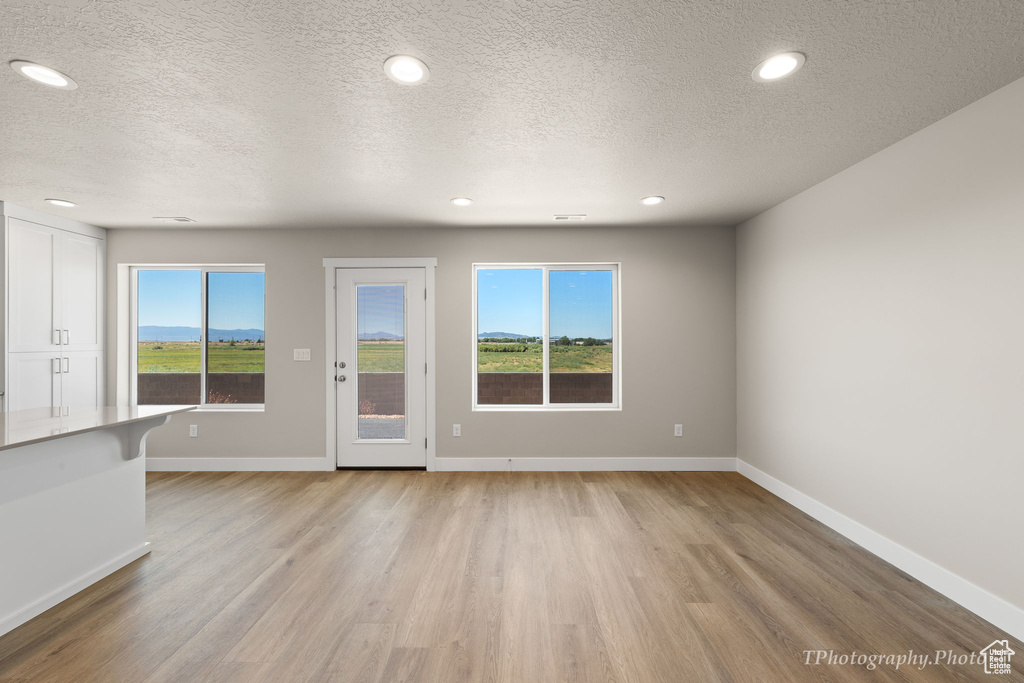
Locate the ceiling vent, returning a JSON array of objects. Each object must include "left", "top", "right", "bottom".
[
  {"left": 153, "top": 216, "right": 196, "bottom": 223},
  {"left": 553, "top": 214, "right": 586, "bottom": 221}
]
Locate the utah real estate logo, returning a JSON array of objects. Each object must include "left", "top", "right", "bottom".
[{"left": 981, "top": 640, "right": 1015, "bottom": 676}]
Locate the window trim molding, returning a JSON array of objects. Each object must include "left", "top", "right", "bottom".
[
  {"left": 471, "top": 262, "right": 622, "bottom": 412},
  {"left": 127, "top": 264, "right": 266, "bottom": 409}
]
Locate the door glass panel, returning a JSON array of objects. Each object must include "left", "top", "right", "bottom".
[
  {"left": 136, "top": 270, "right": 202, "bottom": 404},
  {"left": 476, "top": 269, "right": 543, "bottom": 404},
  {"left": 206, "top": 272, "right": 266, "bottom": 404},
  {"left": 357, "top": 285, "right": 406, "bottom": 439},
  {"left": 549, "top": 270, "right": 614, "bottom": 403}
]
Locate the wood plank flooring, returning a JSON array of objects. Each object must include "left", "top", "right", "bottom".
[{"left": 0, "top": 471, "right": 1019, "bottom": 682}]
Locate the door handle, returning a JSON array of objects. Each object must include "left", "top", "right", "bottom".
[
  {"left": 53, "top": 358, "right": 62, "bottom": 374},
  {"left": 63, "top": 357, "right": 70, "bottom": 373},
  {"left": 337, "top": 375, "right": 347, "bottom": 382},
  {"left": 55, "top": 329, "right": 62, "bottom": 345},
  {"left": 62, "top": 329, "right": 69, "bottom": 345}
]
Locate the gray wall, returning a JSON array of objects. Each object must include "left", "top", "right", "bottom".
[
  {"left": 737, "top": 76, "right": 1024, "bottom": 610},
  {"left": 107, "top": 224, "right": 736, "bottom": 462}
]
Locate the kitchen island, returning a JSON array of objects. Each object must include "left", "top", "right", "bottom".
[{"left": 0, "top": 405, "right": 194, "bottom": 636}]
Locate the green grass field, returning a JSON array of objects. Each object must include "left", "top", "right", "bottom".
[
  {"left": 549, "top": 345, "right": 613, "bottom": 373},
  {"left": 138, "top": 341, "right": 265, "bottom": 373},
  {"left": 356, "top": 342, "right": 612, "bottom": 373},
  {"left": 477, "top": 343, "right": 612, "bottom": 373},
  {"left": 137, "top": 341, "right": 611, "bottom": 374},
  {"left": 357, "top": 341, "right": 405, "bottom": 372}
]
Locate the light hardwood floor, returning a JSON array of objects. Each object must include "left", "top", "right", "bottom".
[{"left": 0, "top": 471, "right": 1019, "bottom": 682}]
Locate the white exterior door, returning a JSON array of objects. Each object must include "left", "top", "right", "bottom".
[{"left": 335, "top": 268, "right": 426, "bottom": 468}]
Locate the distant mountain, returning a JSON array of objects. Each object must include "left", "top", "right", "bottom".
[
  {"left": 358, "top": 331, "right": 403, "bottom": 340},
  {"left": 138, "top": 326, "right": 264, "bottom": 341},
  {"left": 210, "top": 328, "right": 265, "bottom": 341},
  {"left": 478, "top": 331, "right": 532, "bottom": 339}
]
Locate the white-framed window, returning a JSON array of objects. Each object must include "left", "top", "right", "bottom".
[
  {"left": 472, "top": 263, "right": 620, "bottom": 410},
  {"left": 129, "top": 265, "right": 266, "bottom": 408}
]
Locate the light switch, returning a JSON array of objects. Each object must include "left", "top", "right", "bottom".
[{"left": 293, "top": 348, "right": 311, "bottom": 361}]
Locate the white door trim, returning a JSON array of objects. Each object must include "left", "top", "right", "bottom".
[{"left": 324, "top": 258, "right": 437, "bottom": 471}]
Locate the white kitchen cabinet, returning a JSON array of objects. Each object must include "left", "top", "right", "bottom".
[
  {"left": 9, "top": 351, "right": 104, "bottom": 412},
  {"left": 7, "top": 219, "right": 60, "bottom": 353},
  {"left": 59, "top": 351, "right": 103, "bottom": 408},
  {"left": 7, "top": 353, "right": 62, "bottom": 412},
  {"left": 61, "top": 231, "right": 105, "bottom": 351},
  {"left": 2, "top": 203, "right": 106, "bottom": 412}
]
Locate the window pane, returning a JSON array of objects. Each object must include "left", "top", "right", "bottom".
[
  {"left": 549, "top": 270, "right": 614, "bottom": 403},
  {"left": 476, "top": 269, "right": 543, "bottom": 405},
  {"left": 136, "top": 270, "right": 202, "bottom": 405},
  {"left": 206, "top": 272, "right": 265, "bottom": 404},
  {"left": 357, "top": 285, "right": 406, "bottom": 439}
]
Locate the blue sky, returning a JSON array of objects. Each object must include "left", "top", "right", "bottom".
[
  {"left": 477, "top": 269, "right": 542, "bottom": 335},
  {"left": 137, "top": 269, "right": 611, "bottom": 339},
  {"left": 358, "top": 286, "right": 405, "bottom": 337},
  {"left": 137, "top": 270, "right": 265, "bottom": 330},
  {"left": 550, "top": 270, "right": 613, "bottom": 338},
  {"left": 209, "top": 272, "right": 265, "bottom": 330},
  {"left": 477, "top": 269, "right": 613, "bottom": 338}
]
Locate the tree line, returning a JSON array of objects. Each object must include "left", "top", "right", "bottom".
[{"left": 478, "top": 336, "right": 607, "bottom": 347}]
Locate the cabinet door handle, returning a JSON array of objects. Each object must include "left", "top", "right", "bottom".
[
  {"left": 63, "top": 357, "right": 70, "bottom": 373},
  {"left": 53, "top": 358, "right": 62, "bottom": 374},
  {"left": 62, "top": 330, "right": 69, "bottom": 345},
  {"left": 55, "top": 329, "right": 62, "bottom": 345}
]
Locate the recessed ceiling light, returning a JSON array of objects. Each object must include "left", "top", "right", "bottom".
[
  {"left": 641, "top": 196, "right": 665, "bottom": 205},
  {"left": 44, "top": 198, "right": 77, "bottom": 208},
  {"left": 752, "top": 52, "right": 806, "bottom": 82},
  {"left": 9, "top": 60, "right": 78, "bottom": 89},
  {"left": 450, "top": 197, "right": 473, "bottom": 206},
  {"left": 384, "top": 55, "right": 430, "bottom": 85}
]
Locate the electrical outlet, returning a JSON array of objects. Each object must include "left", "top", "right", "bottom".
[
  {"left": 189, "top": 424, "right": 198, "bottom": 438},
  {"left": 293, "top": 348, "right": 311, "bottom": 361},
  {"left": 453, "top": 424, "right": 461, "bottom": 437},
  {"left": 674, "top": 424, "right": 683, "bottom": 437}
]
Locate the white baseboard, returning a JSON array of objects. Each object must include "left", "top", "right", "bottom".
[
  {"left": 0, "top": 542, "right": 150, "bottom": 638},
  {"left": 146, "top": 457, "right": 333, "bottom": 472},
  {"left": 433, "top": 457, "right": 736, "bottom": 472},
  {"left": 736, "top": 459, "right": 1024, "bottom": 642}
]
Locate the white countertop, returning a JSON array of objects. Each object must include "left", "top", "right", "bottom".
[{"left": 0, "top": 405, "right": 197, "bottom": 452}]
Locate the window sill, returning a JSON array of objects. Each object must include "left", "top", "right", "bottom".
[
  {"left": 473, "top": 405, "right": 622, "bottom": 412},
  {"left": 192, "top": 406, "right": 265, "bottom": 413}
]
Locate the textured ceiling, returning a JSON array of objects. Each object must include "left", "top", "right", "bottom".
[{"left": 1, "top": 0, "right": 1023, "bottom": 229}]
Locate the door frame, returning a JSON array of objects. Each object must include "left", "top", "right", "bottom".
[{"left": 324, "top": 258, "right": 437, "bottom": 471}]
